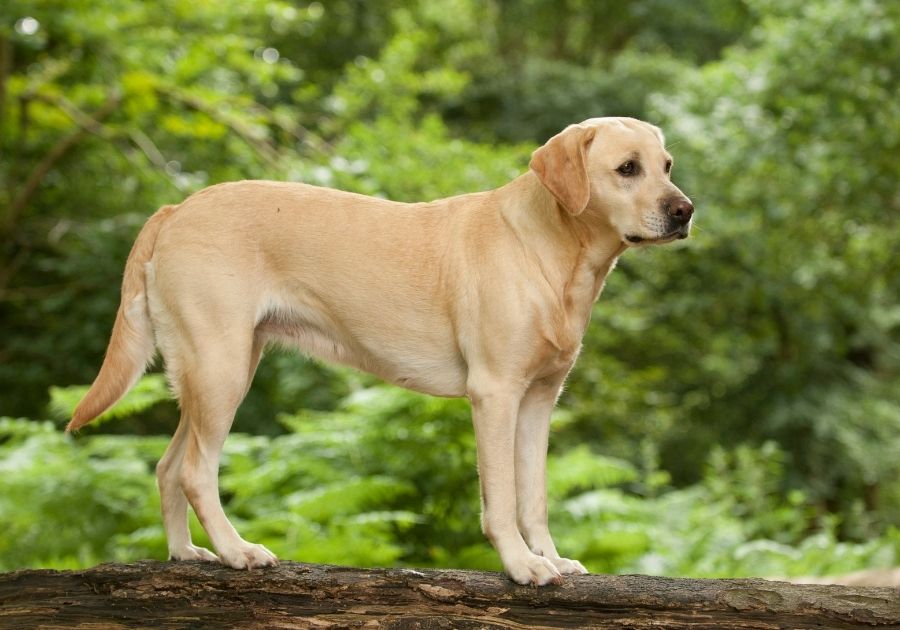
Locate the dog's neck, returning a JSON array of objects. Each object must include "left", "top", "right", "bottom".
[{"left": 498, "top": 171, "right": 627, "bottom": 307}]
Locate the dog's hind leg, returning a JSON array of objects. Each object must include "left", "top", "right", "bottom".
[
  {"left": 156, "top": 332, "right": 265, "bottom": 564},
  {"left": 170, "top": 330, "right": 275, "bottom": 570},
  {"left": 157, "top": 413, "right": 218, "bottom": 561}
]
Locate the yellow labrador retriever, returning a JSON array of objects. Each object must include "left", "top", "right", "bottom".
[{"left": 69, "top": 116, "right": 693, "bottom": 585}]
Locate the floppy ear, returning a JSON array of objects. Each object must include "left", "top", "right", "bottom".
[{"left": 529, "top": 124, "right": 597, "bottom": 215}]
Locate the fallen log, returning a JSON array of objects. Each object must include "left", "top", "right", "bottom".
[{"left": 0, "top": 561, "right": 897, "bottom": 629}]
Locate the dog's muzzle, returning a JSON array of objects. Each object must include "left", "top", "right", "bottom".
[{"left": 624, "top": 196, "right": 694, "bottom": 244}]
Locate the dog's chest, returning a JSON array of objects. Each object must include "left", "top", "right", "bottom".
[
  {"left": 530, "top": 321, "right": 584, "bottom": 381},
  {"left": 527, "top": 270, "right": 603, "bottom": 380}
]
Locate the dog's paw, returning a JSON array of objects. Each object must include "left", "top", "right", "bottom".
[
  {"left": 218, "top": 542, "right": 278, "bottom": 570},
  {"left": 169, "top": 544, "right": 219, "bottom": 562},
  {"left": 506, "top": 553, "right": 564, "bottom": 586},
  {"left": 549, "top": 556, "right": 588, "bottom": 575}
]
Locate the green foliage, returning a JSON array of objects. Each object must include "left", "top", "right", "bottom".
[
  {"left": 49, "top": 373, "right": 169, "bottom": 426},
  {"left": 1, "top": 0, "right": 897, "bottom": 578},
  {"left": 565, "top": 0, "right": 900, "bottom": 534},
  {"left": 2, "top": 389, "right": 896, "bottom": 577},
  {"left": 0, "top": 417, "right": 166, "bottom": 569}
]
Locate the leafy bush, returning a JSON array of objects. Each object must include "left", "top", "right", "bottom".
[
  {"left": 2, "top": 380, "right": 895, "bottom": 576},
  {"left": 2, "top": 0, "right": 896, "bottom": 578},
  {"left": 564, "top": 0, "right": 900, "bottom": 536}
]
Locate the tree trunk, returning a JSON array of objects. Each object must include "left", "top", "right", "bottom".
[{"left": 1, "top": 561, "right": 897, "bottom": 629}]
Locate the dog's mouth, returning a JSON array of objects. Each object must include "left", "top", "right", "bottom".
[{"left": 625, "top": 228, "right": 689, "bottom": 245}]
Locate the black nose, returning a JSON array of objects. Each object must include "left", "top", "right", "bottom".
[{"left": 665, "top": 196, "right": 694, "bottom": 224}]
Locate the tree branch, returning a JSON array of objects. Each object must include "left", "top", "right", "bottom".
[
  {"left": 245, "top": 100, "right": 334, "bottom": 157},
  {"left": 155, "top": 84, "right": 281, "bottom": 167},
  {"left": 3, "top": 92, "right": 120, "bottom": 236},
  {"left": 1, "top": 561, "right": 897, "bottom": 628},
  {"left": 0, "top": 33, "right": 11, "bottom": 127}
]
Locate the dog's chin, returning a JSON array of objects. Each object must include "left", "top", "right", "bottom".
[{"left": 624, "top": 228, "right": 690, "bottom": 247}]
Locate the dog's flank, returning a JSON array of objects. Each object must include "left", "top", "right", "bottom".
[{"left": 70, "top": 117, "right": 693, "bottom": 585}]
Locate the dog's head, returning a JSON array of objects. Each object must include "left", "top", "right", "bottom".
[{"left": 530, "top": 117, "right": 693, "bottom": 246}]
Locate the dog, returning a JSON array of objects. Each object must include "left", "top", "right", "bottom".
[{"left": 68, "top": 117, "right": 693, "bottom": 586}]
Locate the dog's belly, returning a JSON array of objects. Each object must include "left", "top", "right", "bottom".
[
  {"left": 384, "top": 356, "right": 468, "bottom": 397},
  {"left": 256, "top": 300, "right": 468, "bottom": 398}
]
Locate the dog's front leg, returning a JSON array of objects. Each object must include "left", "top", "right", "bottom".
[
  {"left": 515, "top": 377, "right": 588, "bottom": 576},
  {"left": 469, "top": 379, "right": 563, "bottom": 585}
]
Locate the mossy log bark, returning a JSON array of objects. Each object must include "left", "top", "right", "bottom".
[{"left": 1, "top": 561, "right": 897, "bottom": 629}]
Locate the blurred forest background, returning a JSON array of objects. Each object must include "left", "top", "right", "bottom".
[{"left": 1, "top": 0, "right": 898, "bottom": 577}]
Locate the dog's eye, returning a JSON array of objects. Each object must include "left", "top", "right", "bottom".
[
  {"left": 617, "top": 161, "right": 637, "bottom": 176},
  {"left": 665, "top": 160, "right": 673, "bottom": 174}
]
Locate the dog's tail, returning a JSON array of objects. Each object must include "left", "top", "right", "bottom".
[{"left": 67, "top": 205, "right": 177, "bottom": 432}]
